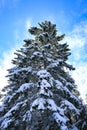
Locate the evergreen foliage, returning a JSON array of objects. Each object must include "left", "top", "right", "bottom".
[{"left": 0, "top": 21, "right": 87, "bottom": 130}]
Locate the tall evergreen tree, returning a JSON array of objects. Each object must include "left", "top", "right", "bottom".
[{"left": 0, "top": 21, "right": 87, "bottom": 130}]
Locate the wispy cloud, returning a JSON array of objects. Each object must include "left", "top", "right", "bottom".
[
  {"left": 25, "top": 19, "right": 31, "bottom": 30},
  {"left": 64, "top": 21, "right": 87, "bottom": 102},
  {"left": 65, "top": 21, "right": 87, "bottom": 49},
  {"left": 0, "top": 50, "right": 14, "bottom": 91},
  {"left": 72, "top": 63, "right": 87, "bottom": 99},
  {"left": 0, "top": 18, "right": 32, "bottom": 91}
]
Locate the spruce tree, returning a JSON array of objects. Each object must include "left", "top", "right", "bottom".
[{"left": 0, "top": 21, "right": 87, "bottom": 130}]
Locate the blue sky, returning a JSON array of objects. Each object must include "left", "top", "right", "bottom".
[{"left": 0, "top": 0, "right": 87, "bottom": 102}]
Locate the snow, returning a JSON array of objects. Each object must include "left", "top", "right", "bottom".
[
  {"left": 40, "top": 79, "right": 51, "bottom": 88},
  {"left": 31, "top": 98, "right": 45, "bottom": 110},
  {"left": 39, "top": 88, "right": 53, "bottom": 97},
  {"left": 31, "top": 98, "right": 58, "bottom": 111},
  {"left": 2, "top": 95, "right": 12, "bottom": 104},
  {"left": 31, "top": 51, "right": 43, "bottom": 60},
  {"left": 23, "top": 110, "right": 31, "bottom": 121},
  {"left": 66, "top": 82, "right": 75, "bottom": 89},
  {"left": 53, "top": 112, "right": 69, "bottom": 130},
  {"left": 17, "top": 83, "right": 33, "bottom": 93},
  {"left": 61, "top": 125, "right": 68, "bottom": 130},
  {"left": 47, "top": 57, "right": 53, "bottom": 62},
  {"left": 0, "top": 102, "right": 23, "bottom": 128},
  {"left": 37, "top": 70, "right": 54, "bottom": 87},
  {"left": 47, "top": 59, "right": 63, "bottom": 68},
  {"left": 63, "top": 86, "right": 79, "bottom": 104},
  {"left": 53, "top": 112, "right": 67, "bottom": 124},
  {"left": 55, "top": 80, "right": 63, "bottom": 87},
  {"left": 82, "top": 121, "right": 87, "bottom": 129},
  {"left": 61, "top": 100, "right": 80, "bottom": 115},
  {"left": 37, "top": 70, "right": 51, "bottom": 79},
  {"left": 1, "top": 118, "right": 13, "bottom": 129},
  {"left": 47, "top": 99, "right": 58, "bottom": 111},
  {"left": 4, "top": 103, "right": 21, "bottom": 118},
  {"left": 58, "top": 75, "right": 66, "bottom": 84},
  {"left": 0, "top": 105, "right": 4, "bottom": 112},
  {"left": 33, "top": 51, "right": 42, "bottom": 56},
  {"left": 2, "top": 100, "right": 28, "bottom": 122},
  {"left": 54, "top": 80, "right": 64, "bottom": 94},
  {"left": 8, "top": 66, "right": 32, "bottom": 76},
  {"left": 37, "top": 70, "right": 54, "bottom": 97},
  {"left": 44, "top": 43, "right": 51, "bottom": 47},
  {"left": 47, "top": 61, "right": 59, "bottom": 68}
]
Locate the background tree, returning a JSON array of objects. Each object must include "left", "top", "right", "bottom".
[{"left": 0, "top": 21, "right": 87, "bottom": 130}]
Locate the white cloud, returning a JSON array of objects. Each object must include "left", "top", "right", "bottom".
[
  {"left": 65, "top": 35, "right": 85, "bottom": 49},
  {"left": 25, "top": 19, "right": 31, "bottom": 30},
  {"left": 0, "top": 49, "right": 14, "bottom": 91},
  {"left": 72, "top": 63, "right": 87, "bottom": 102},
  {"left": 0, "top": 18, "right": 32, "bottom": 92},
  {"left": 64, "top": 21, "right": 87, "bottom": 102},
  {"left": 64, "top": 21, "right": 87, "bottom": 49}
]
